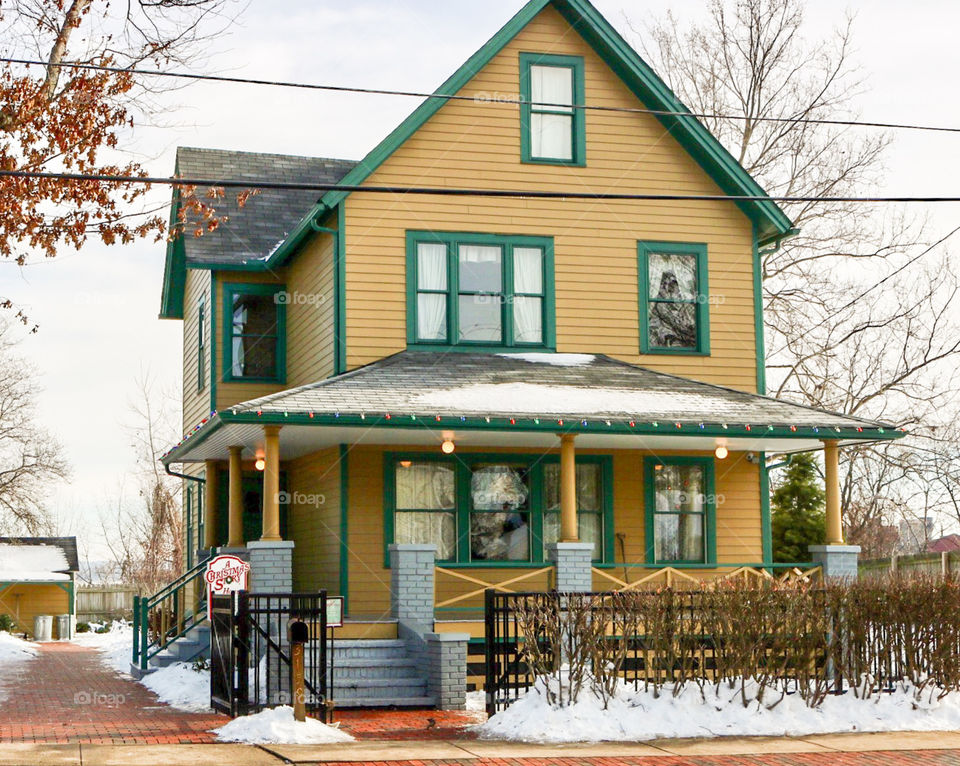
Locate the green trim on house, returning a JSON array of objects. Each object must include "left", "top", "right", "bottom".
[
  {"left": 162, "top": 408, "right": 903, "bottom": 466},
  {"left": 336, "top": 204, "right": 347, "bottom": 375},
  {"left": 752, "top": 225, "right": 767, "bottom": 395},
  {"left": 159, "top": 186, "right": 187, "bottom": 320},
  {"left": 638, "top": 241, "right": 710, "bottom": 356},
  {"left": 339, "top": 443, "right": 349, "bottom": 612},
  {"left": 405, "top": 230, "right": 556, "bottom": 351},
  {"left": 643, "top": 455, "right": 717, "bottom": 566},
  {"left": 382, "top": 451, "right": 613, "bottom": 568},
  {"left": 197, "top": 294, "right": 206, "bottom": 393},
  {"left": 220, "top": 282, "right": 288, "bottom": 384},
  {"left": 519, "top": 52, "right": 587, "bottom": 166},
  {"left": 209, "top": 278, "right": 218, "bottom": 413},
  {"left": 759, "top": 450, "right": 773, "bottom": 565}
]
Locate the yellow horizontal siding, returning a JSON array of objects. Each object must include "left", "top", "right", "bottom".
[
  {"left": 288, "top": 446, "right": 341, "bottom": 594},
  {"left": 342, "top": 4, "right": 758, "bottom": 392},
  {"left": 182, "top": 269, "right": 211, "bottom": 432},
  {"left": 287, "top": 230, "right": 336, "bottom": 386},
  {"left": 0, "top": 583, "right": 70, "bottom": 636}
]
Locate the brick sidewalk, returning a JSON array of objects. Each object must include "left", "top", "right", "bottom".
[
  {"left": 333, "top": 708, "right": 483, "bottom": 739},
  {"left": 314, "top": 756, "right": 960, "bottom": 766},
  {"left": 0, "top": 641, "right": 226, "bottom": 744}
]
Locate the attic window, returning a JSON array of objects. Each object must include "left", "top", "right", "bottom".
[{"left": 520, "top": 53, "right": 586, "bottom": 166}]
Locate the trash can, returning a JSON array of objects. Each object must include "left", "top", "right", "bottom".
[
  {"left": 56, "top": 614, "right": 74, "bottom": 641},
  {"left": 33, "top": 615, "right": 53, "bottom": 642}
]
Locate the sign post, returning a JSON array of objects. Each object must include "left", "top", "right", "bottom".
[{"left": 205, "top": 555, "right": 251, "bottom": 615}]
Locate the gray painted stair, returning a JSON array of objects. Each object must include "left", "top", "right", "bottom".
[
  {"left": 130, "top": 621, "right": 210, "bottom": 677},
  {"left": 327, "top": 639, "right": 434, "bottom": 708}
]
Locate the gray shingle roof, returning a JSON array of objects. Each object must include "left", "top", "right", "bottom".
[
  {"left": 226, "top": 351, "right": 893, "bottom": 430},
  {"left": 176, "top": 147, "right": 357, "bottom": 267},
  {"left": 0, "top": 537, "right": 79, "bottom": 573}
]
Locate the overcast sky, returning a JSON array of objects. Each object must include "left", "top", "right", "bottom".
[{"left": 4, "top": 0, "right": 960, "bottom": 559}]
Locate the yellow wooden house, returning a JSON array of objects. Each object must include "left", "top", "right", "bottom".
[{"left": 157, "top": 0, "right": 901, "bottom": 706}]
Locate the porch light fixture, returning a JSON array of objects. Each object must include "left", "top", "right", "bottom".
[
  {"left": 441, "top": 439, "right": 456, "bottom": 454},
  {"left": 399, "top": 460, "right": 412, "bottom": 468},
  {"left": 715, "top": 444, "right": 729, "bottom": 460},
  {"left": 255, "top": 456, "right": 266, "bottom": 471}
]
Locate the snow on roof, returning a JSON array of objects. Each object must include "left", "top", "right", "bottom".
[
  {"left": 0, "top": 542, "right": 72, "bottom": 582},
  {"left": 497, "top": 353, "right": 596, "bottom": 367}
]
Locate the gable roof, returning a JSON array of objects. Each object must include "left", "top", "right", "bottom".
[
  {"left": 159, "top": 148, "right": 357, "bottom": 318},
  {"left": 0, "top": 537, "right": 79, "bottom": 581},
  {"left": 265, "top": 0, "right": 795, "bottom": 270}
]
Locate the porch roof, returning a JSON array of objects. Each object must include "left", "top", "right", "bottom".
[{"left": 163, "top": 352, "right": 903, "bottom": 464}]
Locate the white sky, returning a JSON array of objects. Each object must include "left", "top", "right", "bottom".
[{"left": 3, "top": 0, "right": 960, "bottom": 557}]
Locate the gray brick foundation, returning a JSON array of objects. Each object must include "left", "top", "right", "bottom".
[
  {"left": 548, "top": 542, "right": 594, "bottom": 592},
  {"left": 389, "top": 544, "right": 436, "bottom": 630},
  {"left": 247, "top": 540, "right": 295, "bottom": 592},
  {"left": 424, "top": 632, "right": 469, "bottom": 711},
  {"left": 809, "top": 544, "right": 860, "bottom": 579}
]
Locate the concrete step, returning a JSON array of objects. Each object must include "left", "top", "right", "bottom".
[
  {"left": 333, "top": 677, "right": 428, "bottom": 700},
  {"left": 333, "top": 695, "right": 436, "bottom": 709},
  {"left": 326, "top": 658, "right": 421, "bottom": 681},
  {"left": 329, "top": 639, "right": 408, "bottom": 660}
]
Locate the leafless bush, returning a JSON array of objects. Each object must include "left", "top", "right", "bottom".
[{"left": 505, "top": 577, "right": 960, "bottom": 710}]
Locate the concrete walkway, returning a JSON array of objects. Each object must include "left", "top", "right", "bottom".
[{"left": 3, "top": 732, "right": 960, "bottom": 765}]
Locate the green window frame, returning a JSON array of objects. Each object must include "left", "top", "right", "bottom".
[
  {"left": 197, "top": 295, "right": 206, "bottom": 392},
  {"left": 519, "top": 52, "right": 586, "bottom": 166},
  {"left": 384, "top": 453, "right": 613, "bottom": 567},
  {"left": 221, "top": 282, "right": 287, "bottom": 383},
  {"left": 405, "top": 231, "right": 556, "bottom": 351},
  {"left": 638, "top": 241, "right": 710, "bottom": 356},
  {"left": 643, "top": 456, "right": 716, "bottom": 565}
]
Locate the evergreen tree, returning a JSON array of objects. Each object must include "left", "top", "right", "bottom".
[{"left": 771, "top": 452, "right": 826, "bottom": 563}]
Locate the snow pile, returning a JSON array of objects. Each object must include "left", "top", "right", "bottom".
[
  {"left": 73, "top": 621, "right": 132, "bottom": 674},
  {"left": 74, "top": 621, "right": 212, "bottom": 712},
  {"left": 479, "top": 676, "right": 960, "bottom": 743},
  {"left": 415, "top": 382, "right": 725, "bottom": 417},
  {"left": 498, "top": 353, "right": 596, "bottom": 367},
  {"left": 0, "top": 543, "right": 70, "bottom": 581},
  {"left": 0, "top": 632, "right": 37, "bottom": 701},
  {"left": 141, "top": 662, "right": 211, "bottom": 713},
  {"left": 213, "top": 706, "right": 355, "bottom": 744}
]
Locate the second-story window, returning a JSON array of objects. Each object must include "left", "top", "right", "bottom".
[
  {"left": 408, "top": 232, "right": 554, "bottom": 349},
  {"left": 197, "top": 295, "right": 206, "bottom": 392},
  {"left": 223, "top": 283, "right": 286, "bottom": 382},
  {"left": 638, "top": 241, "right": 710, "bottom": 355},
  {"left": 520, "top": 53, "right": 585, "bottom": 165}
]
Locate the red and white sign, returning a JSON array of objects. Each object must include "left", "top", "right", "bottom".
[{"left": 206, "top": 554, "right": 250, "bottom": 612}]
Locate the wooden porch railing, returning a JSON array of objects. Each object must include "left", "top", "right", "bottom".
[
  {"left": 434, "top": 566, "right": 554, "bottom": 609},
  {"left": 591, "top": 564, "right": 822, "bottom": 592}
]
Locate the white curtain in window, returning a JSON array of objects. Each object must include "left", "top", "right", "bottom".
[
  {"left": 417, "top": 243, "right": 447, "bottom": 340},
  {"left": 513, "top": 247, "right": 543, "bottom": 343},
  {"left": 513, "top": 248, "right": 543, "bottom": 293},
  {"left": 395, "top": 512, "right": 456, "bottom": 559},
  {"left": 531, "top": 65, "right": 573, "bottom": 109},
  {"left": 513, "top": 297, "right": 542, "bottom": 343},
  {"left": 531, "top": 65, "right": 573, "bottom": 160}
]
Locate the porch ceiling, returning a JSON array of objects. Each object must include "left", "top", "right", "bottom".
[{"left": 164, "top": 351, "right": 902, "bottom": 464}]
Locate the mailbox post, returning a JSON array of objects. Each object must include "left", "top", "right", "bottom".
[{"left": 288, "top": 619, "right": 308, "bottom": 722}]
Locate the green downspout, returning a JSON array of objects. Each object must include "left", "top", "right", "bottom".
[
  {"left": 310, "top": 203, "right": 346, "bottom": 376},
  {"left": 752, "top": 225, "right": 767, "bottom": 395}
]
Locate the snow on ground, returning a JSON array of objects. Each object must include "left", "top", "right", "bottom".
[
  {"left": 498, "top": 352, "right": 596, "bottom": 367},
  {"left": 73, "top": 621, "right": 212, "bottom": 712},
  {"left": 0, "top": 632, "right": 38, "bottom": 702},
  {"left": 213, "top": 706, "right": 355, "bottom": 744},
  {"left": 465, "top": 690, "right": 486, "bottom": 713},
  {"left": 479, "top": 677, "right": 960, "bottom": 743}
]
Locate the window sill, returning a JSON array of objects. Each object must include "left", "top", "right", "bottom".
[{"left": 520, "top": 156, "right": 586, "bottom": 167}]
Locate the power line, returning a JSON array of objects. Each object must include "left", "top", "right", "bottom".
[
  {"left": 4, "top": 56, "right": 960, "bottom": 136},
  {"left": 6, "top": 167, "right": 960, "bottom": 203}
]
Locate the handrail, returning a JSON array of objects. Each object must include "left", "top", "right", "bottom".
[{"left": 133, "top": 560, "right": 210, "bottom": 671}]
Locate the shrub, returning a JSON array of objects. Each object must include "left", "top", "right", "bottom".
[
  {"left": 75, "top": 622, "right": 91, "bottom": 633},
  {"left": 94, "top": 624, "right": 111, "bottom": 634},
  {"left": 0, "top": 613, "right": 16, "bottom": 632},
  {"left": 506, "top": 575, "right": 960, "bottom": 710}
]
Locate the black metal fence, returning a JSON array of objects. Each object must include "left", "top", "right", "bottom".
[{"left": 210, "top": 591, "right": 330, "bottom": 719}]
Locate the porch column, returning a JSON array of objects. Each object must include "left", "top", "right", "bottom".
[
  {"left": 203, "top": 461, "right": 219, "bottom": 550},
  {"left": 823, "top": 440, "right": 843, "bottom": 545},
  {"left": 227, "top": 446, "right": 244, "bottom": 547},
  {"left": 260, "top": 426, "right": 282, "bottom": 542},
  {"left": 559, "top": 433, "right": 578, "bottom": 542},
  {"left": 809, "top": 439, "right": 860, "bottom": 579}
]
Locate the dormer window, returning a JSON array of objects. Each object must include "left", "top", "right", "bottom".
[
  {"left": 407, "top": 231, "right": 555, "bottom": 350},
  {"left": 222, "top": 283, "right": 287, "bottom": 382},
  {"left": 520, "top": 53, "right": 585, "bottom": 166}
]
